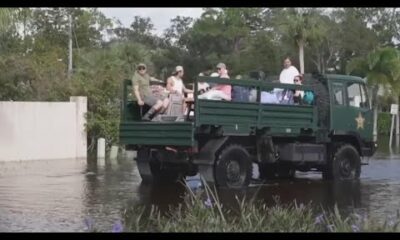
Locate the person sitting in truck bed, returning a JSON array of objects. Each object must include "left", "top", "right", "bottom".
[
  {"left": 132, "top": 63, "right": 170, "bottom": 121},
  {"left": 278, "top": 74, "right": 310, "bottom": 105},
  {"left": 198, "top": 63, "right": 231, "bottom": 101},
  {"left": 199, "top": 72, "right": 219, "bottom": 94},
  {"left": 293, "top": 74, "right": 314, "bottom": 105},
  {"left": 261, "top": 59, "right": 301, "bottom": 105},
  {"left": 293, "top": 74, "right": 304, "bottom": 104},
  {"left": 198, "top": 64, "right": 213, "bottom": 93}
]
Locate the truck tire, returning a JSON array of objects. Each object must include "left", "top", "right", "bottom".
[
  {"left": 324, "top": 144, "right": 361, "bottom": 181},
  {"left": 304, "top": 76, "right": 330, "bottom": 128},
  {"left": 136, "top": 148, "right": 183, "bottom": 184},
  {"left": 215, "top": 144, "right": 252, "bottom": 188}
]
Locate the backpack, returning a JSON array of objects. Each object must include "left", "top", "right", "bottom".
[{"left": 303, "top": 91, "right": 314, "bottom": 105}]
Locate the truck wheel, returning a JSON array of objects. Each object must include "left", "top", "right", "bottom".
[
  {"left": 215, "top": 144, "right": 252, "bottom": 188},
  {"left": 327, "top": 144, "right": 361, "bottom": 181},
  {"left": 136, "top": 148, "right": 183, "bottom": 184}
]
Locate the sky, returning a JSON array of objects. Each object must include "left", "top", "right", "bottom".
[{"left": 98, "top": 8, "right": 204, "bottom": 36}]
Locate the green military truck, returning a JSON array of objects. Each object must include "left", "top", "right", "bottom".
[{"left": 119, "top": 73, "right": 376, "bottom": 188}]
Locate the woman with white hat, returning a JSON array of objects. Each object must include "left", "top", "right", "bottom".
[{"left": 166, "top": 65, "right": 193, "bottom": 95}]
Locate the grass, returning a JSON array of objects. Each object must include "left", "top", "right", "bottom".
[{"left": 118, "top": 179, "right": 400, "bottom": 232}]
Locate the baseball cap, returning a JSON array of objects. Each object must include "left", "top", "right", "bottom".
[
  {"left": 137, "top": 63, "right": 146, "bottom": 69},
  {"left": 175, "top": 65, "right": 184, "bottom": 72}
]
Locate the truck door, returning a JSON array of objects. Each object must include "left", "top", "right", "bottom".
[{"left": 330, "top": 81, "right": 373, "bottom": 141}]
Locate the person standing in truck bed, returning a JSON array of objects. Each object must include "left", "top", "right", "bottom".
[
  {"left": 166, "top": 65, "right": 194, "bottom": 115},
  {"left": 279, "top": 57, "right": 300, "bottom": 84},
  {"left": 166, "top": 66, "right": 193, "bottom": 96}
]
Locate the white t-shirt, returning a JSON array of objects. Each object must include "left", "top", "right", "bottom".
[{"left": 279, "top": 66, "right": 300, "bottom": 84}]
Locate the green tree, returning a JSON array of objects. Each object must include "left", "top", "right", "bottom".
[
  {"left": 331, "top": 8, "right": 380, "bottom": 74},
  {"left": 273, "top": 8, "right": 326, "bottom": 74},
  {"left": 0, "top": 8, "right": 16, "bottom": 33},
  {"left": 30, "top": 8, "right": 112, "bottom": 52},
  {"left": 113, "top": 16, "right": 165, "bottom": 49},
  {"left": 164, "top": 16, "right": 193, "bottom": 48},
  {"left": 181, "top": 8, "right": 272, "bottom": 75},
  {"left": 305, "top": 13, "right": 340, "bottom": 73}
]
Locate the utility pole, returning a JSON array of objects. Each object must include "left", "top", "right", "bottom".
[
  {"left": 397, "top": 105, "right": 400, "bottom": 148},
  {"left": 389, "top": 103, "right": 399, "bottom": 148},
  {"left": 68, "top": 14, "right": 73, "bottom": 79}
]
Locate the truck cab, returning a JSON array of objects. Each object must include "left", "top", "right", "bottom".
[{"left": 119, "top": 73, "right": 376, "bottom": 188}]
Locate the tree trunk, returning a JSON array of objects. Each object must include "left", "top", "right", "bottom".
[
  {"left": 316, "top": 52, "right": 321, "bottom": 73},
  {"left": 298, "top": 39, "right": 305, "bottom": 74},
  {"left": 233, "top": 37, "right": 241, "bottom": 54},
  {"left": 373, "top": 104, "right": 378, "bottom": 142}
]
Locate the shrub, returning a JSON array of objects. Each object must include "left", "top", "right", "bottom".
[{"left": 378, "top": 112, "right": 391, "bottom": 135}]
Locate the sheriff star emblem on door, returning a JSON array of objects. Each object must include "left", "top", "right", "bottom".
[{"left": 355, "top": 112, "right": 365, "bottom": 130}]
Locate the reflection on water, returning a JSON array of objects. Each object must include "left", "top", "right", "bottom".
[{"left": 0, "top": 135, "right": 399, "bottom": 231}]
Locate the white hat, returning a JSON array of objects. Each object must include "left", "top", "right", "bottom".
[
  {"left": 216, "top": 62, "right": 226, "bottom": 69},
  {"left": 175, "top": 65, "right": 184, "bottom": 72}
]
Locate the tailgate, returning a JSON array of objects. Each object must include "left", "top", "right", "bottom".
[{"left": 119, "top": 121, "right": 195, "bottom": 146}]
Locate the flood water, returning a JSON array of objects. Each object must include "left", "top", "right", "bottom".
[{"left": 1, "top": 136, "right": 400, "bottom": 232}]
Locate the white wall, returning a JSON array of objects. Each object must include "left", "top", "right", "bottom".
[{"left": 0, "top": 97, "right": 87, "bottom": 161}]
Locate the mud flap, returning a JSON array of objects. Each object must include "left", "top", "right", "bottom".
[
  {"left": 194, "top": 137, "right": 229, "bottom": 183},
  {"left": 198, "top": 165, "right": 215, "bottom": 183},
  {"left": 257, "top": 135, "right": 276, "bottom": 164},
  {"left": 136, "top": 148, "right": 154, "bottom": 182}
]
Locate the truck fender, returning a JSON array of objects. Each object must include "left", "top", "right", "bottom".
[{"left": 331, "top": 131, "right": 363, "bottom": 155}]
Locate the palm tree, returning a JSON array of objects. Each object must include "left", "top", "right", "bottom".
[
  {"left": 275, "top": 8, "right": 326, "bottom": 74},
  {"left": 347, "top": 47, "right": 400, "bottom": 141}
]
